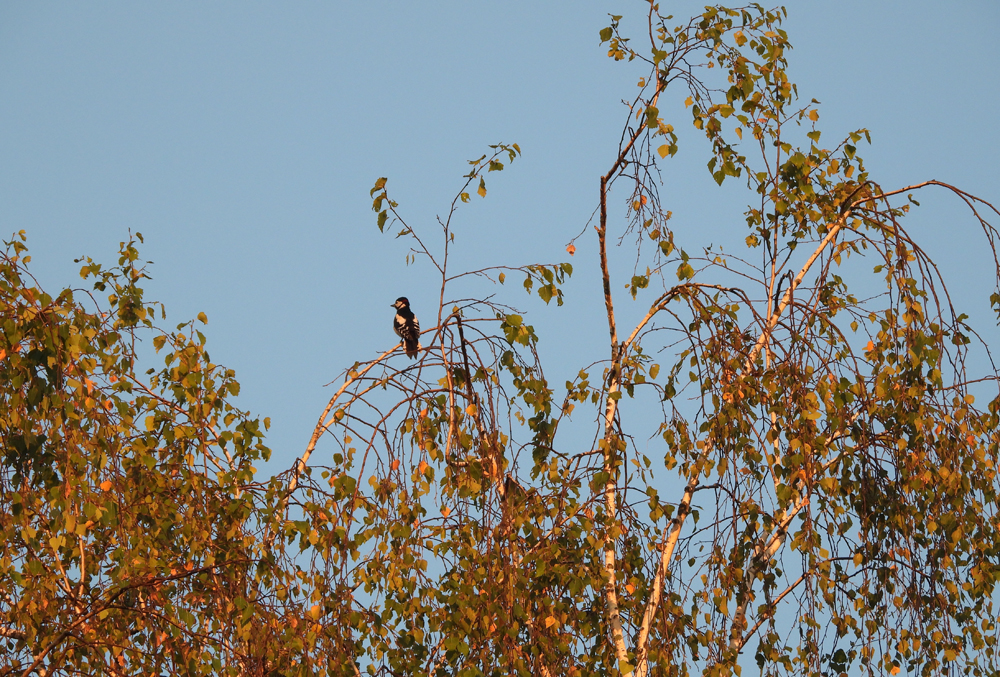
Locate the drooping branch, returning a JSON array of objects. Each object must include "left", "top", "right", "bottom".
[{"left": 289, "top": 345, "right": 399, "bottom": 502}]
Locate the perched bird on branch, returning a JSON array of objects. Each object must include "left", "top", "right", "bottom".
[{"left": 392, "top": 297, "right": 420, "bottom": 359}]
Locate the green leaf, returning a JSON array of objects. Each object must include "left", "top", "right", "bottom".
[
  {"left": 630, "top": 275, "right": 649, "bottom": 298},
  {"left": 645, "top": 105, "right": 659, "bottom": 129}
]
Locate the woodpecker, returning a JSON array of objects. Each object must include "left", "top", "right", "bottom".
[{"left": 392, "top": 297, "right": 420, "bottom": 359}]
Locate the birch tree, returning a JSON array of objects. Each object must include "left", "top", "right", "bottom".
[{"left": 300, "top": 4, "right": 1000, "bottom": 676}]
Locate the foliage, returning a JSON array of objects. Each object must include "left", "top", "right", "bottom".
[
  {"left": 0, "top": 233, "right": 357, "bottom": 675},
  {"left": 4, "top": 3, "right": 1000, "bottom": 677}
]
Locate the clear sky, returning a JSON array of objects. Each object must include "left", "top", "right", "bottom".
[{"left": 2, "top": 1, "right": 998, "bottom": 473}]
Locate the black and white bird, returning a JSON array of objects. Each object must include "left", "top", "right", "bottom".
[{"left": 392, "top": 297, "right": 420, "bottom": 359}]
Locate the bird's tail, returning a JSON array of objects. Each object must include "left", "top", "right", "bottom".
[{"left": 405, "top": 338, "right": 421, "bottom": 359}]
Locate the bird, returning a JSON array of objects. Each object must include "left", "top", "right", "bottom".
[{"left": 392, "top": 297, "right": 420, "bottom": 359}]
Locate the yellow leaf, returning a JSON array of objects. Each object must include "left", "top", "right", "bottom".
[
  {"left": 309, "top": 604, "right": 322, "bottom": 620},
  {"left": 808, "top": 109, "right": 819, "bottom": 122},
  {"left": 466, "top": 404, "right": 478, "bottom": 417},
  {"left": 658, "top": 144, "right": 669, "bottom": 159},
  {"left": 441, "top": 505, "right": 451, "bottom": 518},
  {"left": 477, "top": 179, "right": 487, "bottom": 198},
  {"left": 684, "top": 96, "right": 693, "bottom": 108},
  {"left": 544, "top": 616, "right": 558, "bottom": 628},
  {"left": 418, "top": 460, "right": 428, "bottom": 475}
]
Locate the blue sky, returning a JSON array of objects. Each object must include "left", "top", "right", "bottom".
[{"left": 1, "top": 1, "right": 998, "bottom": 471}]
